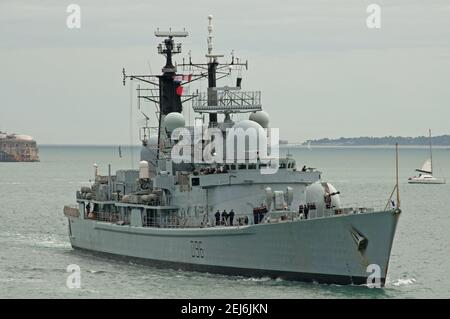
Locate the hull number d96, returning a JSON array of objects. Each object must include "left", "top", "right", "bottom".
[{"left": 190, "top": 240, "right": 204, "bottom": 258}]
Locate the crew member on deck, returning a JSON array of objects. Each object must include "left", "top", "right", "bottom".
[
  {"left": 215, "top": 210, "right": 221, "bottom": 226},
  {"left": 229, "top": 209, "right": 235, "bottom": 226},
  {"left": 221, "top": 210, "right": 228, "bottom": 226},
  {"left": 304, "top": 204, "right": 309, "bottom": 219}
]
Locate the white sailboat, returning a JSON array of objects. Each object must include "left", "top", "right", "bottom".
[{"left": 408, "top": 129, "right": 446, "bottom": 184}]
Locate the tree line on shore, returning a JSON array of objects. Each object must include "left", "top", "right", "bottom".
[{"left": 305, "top": 135, "right": 450, "bottom": 146}]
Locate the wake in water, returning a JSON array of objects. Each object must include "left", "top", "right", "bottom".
[
  {"left": 1, "top": 231, "right": 70, "bottom": 249},
  {"left": 87, "top": 270, "right": 108, "bottom": 274},
  {"left": 390, "top": 278, "right": 417, "bottom": 286},
  {"left": 241, "top": 276, "right": 273, "bottom": 283}
]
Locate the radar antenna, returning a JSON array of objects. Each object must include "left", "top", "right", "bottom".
[{"left": 155, "top": 28, "right": 189, "bottom": 73}]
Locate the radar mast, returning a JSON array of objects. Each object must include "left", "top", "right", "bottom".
[{"left": 179, "top": 15, "right": 250, "bottom": 126}]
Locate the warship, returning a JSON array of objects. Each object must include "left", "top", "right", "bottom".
[
  {"left": 0, "top": 131, "right": 39, "bottom": 162},
  {"left": 64, "top": 16, "right": 401, "bottom": 286}
]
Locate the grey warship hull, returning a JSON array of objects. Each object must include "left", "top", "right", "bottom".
[{"left": 68, "top": 208, "right": 400, "bottom": 285}]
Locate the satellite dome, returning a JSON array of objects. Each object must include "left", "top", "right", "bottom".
[
  {"left": 164, "top": 112, "right": 185, "bottom": 132},
  {"left": 249, "top": 111, "right": 270, "bottom": 128},
  {"left": 305, "top": 182, "right": 341, "bottom": 212}
]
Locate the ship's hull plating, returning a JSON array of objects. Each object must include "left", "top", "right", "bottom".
[{"left": 68, "top": 210, "right": 400, "bottom": 286}]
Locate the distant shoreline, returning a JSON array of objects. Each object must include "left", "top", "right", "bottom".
[{"left": 301, "top": 135, "right": 450, "bottom": 147}]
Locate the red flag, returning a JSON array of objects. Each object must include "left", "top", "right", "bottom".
[{"left": 176, "top": 85, "right": 184, "bottom": 96}]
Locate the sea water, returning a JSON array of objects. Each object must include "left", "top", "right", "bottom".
[{"left": 0, "top": 145, "right": 449, "bottom": 298}]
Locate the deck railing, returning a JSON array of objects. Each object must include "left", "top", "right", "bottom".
[
  {"left": 81, "top": 199, "right": 393, "bottom": 228},
  {"left": 85, "top": 211, "right": 129, "bottom": 224},
  {"left": 304, "top": 199, "right": 392, "bottom": 220}
]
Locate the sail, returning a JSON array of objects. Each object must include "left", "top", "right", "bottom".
[{"left": 416, "top": 158, "right": 432, "bottom": 174}]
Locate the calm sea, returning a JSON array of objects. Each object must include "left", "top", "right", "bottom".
[{"left": 0, "top": 145, "right": 449, "bottom": 298}]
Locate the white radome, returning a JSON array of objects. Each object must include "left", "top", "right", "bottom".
[
  {"left": 249, "top": 111, "right": 270, "bottom": 128},
  {"left": 230, "top": 120, "right": 267, "bottom": 148},
  {"left": 305, "top": 182, "right": 341, "bottom": 211},
  {"left": 226, "top": 120, "right": 268, "bottom": 161},
  {"left": 233, "top": 119, "right": 264, "bottom": 132},
  {"left": 139, "top": 160, "right": 150, "bottom": 179},
  {"left": 164, "top": 112, "right": 185, "bottom": 132}
]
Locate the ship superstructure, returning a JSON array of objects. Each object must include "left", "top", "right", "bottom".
[{"left": 64, "top": 16, "right": 401, "bottom": 286}]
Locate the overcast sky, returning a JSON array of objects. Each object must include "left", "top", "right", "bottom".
[{"left": 0, "top": 0, "right": 449, "bottom": 144}]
